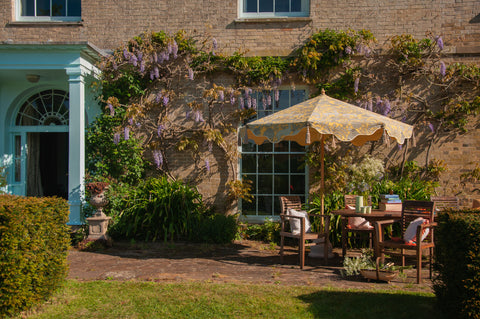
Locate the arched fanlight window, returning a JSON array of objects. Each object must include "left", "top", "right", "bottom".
[{"left": 16, "top": 89, "right": 69, "bottom": 126}]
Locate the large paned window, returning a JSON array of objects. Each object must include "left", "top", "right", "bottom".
[
  {"left": 241, "top": 89, "right": 307, "bottom": 220},
  {"left": 240, "top": 0, "right": 309, "bottom": 18},
  {"left": 17, "top": 0, "right": 81, "bottom": 21}
]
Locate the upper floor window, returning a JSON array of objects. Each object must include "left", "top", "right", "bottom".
[
  {"left": 16, "top": 0, "right": 81, "bottom": 22},
  {"left": 240, "top": 0, "right": 309, "bottom": 18}
]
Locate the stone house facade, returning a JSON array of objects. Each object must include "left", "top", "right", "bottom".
[{"left": 0, "top": 0, "right": 479, "bottom": 224}]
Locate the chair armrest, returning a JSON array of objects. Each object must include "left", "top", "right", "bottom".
[
  {"left": 374, "top": 219, "right": 395, "bottom": 242},
  {"left": 416, "top": 222, "right": 437, "bottom": 244}
]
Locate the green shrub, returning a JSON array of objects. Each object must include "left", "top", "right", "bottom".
[
  {"left": 195, "top": 214, "right": 238, "bottom": 244},
  {"left": 108, "top": 177, "right": 208, "bottom": 242},
  {"left": 239, "top": 219, "right": 281, "bottom": 244},
  {"left": 434, "top": 209, "right": 480, "bottom": 319},
  {"left": 0, "top": 195, "right": 70, "bottom": 317}
]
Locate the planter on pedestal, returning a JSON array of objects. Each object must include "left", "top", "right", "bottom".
[{"left": 86, "top": 184, "right": 111, "bottom": 241}]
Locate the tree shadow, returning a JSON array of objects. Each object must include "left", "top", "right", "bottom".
[{"left": 298, "top": 290, "right": 441, "bottom": 319}]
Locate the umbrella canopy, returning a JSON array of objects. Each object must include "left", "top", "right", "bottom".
[{"left": 239, "top": 90, "right": 414, "bottom": 213}]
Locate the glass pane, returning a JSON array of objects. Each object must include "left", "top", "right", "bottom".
[
  {"left": 290, "top": 154, "right": 304, "bottom": 173},
  {"left": 291, "top": 0, "right": 302, "bottom": 12},
  {"left": 37, "top": 0, "right": 50, "bottom": 16},
  {"left": 67, "top": 0, "right": 81, "bottom": 16},
  {"left": 259, "top": 0, "right": 273, "bottom": 12},
  {"left": 291, "top": 175, "right": 305, "bottom": 194},
  {"left": 275, "top": 0, "right": 289, "bottom": 12},
  {"left": 291, "top": 90, "right": 306, "bottom": 105},
  {"left": 275, "top": 90, "right": 290, "bottom": 111},
  {"left": 241, "top": 154, "right": 256, "bottom": 173},
  {"left": 258, "top": 196, "right": 273, "bottom": 215},
  {"left": 242, "top": 197, "right": 257, "bottom": 215},
  {"left": 15, "top": 136, "right": 21, "bottom": 182},
  {"left": 258, "top": 154, "right": 272, "bottom": 173},
  {"left": 258, "top": 175, "right": 272, "bottom": 194},
  {"left": 258, "top": 143, "right": 272, "bottom": 153},
  {"left": 273, "top": 196, "right": 282, "bottom": 215},
  {"left": 290, "top": 141, "right": 304, "bottom": 152},
  {"left": 274, "top": 141, "right": 289, "bottom": 152},
  {"left": 21, "top": 0, "right": 35, "bottom": 16},
  {"left": 274, "top": 154, "right": 289, "bottom": 173},
  {"left": 242, "top": 142, "right": 256, "bottom": 153},
  {"left": 52, "top": 0, "right": 66, "bottom": 16},
  {"left": 274, "top": 175, "right": 289, "bottom": 194}
]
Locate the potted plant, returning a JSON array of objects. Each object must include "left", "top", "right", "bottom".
[
  {"left": 85, "top": 181, "right": 109, "bottom": 217},
  {"left": 342, "top": 249, "right": 399, "bottom": 283}
]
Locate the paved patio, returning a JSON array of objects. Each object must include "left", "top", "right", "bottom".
[{"left": 68, "top": 240, "right": 434, "bottom": 293}]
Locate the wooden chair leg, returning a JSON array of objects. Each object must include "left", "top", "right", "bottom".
[
  {"left": 324, "top": 240, "right": 328, "bottom": 266},
  {"left": 299, "top": 240, "right": 305, "bottom": 269},
  {"left": 416, "top": 249, "right": 422, "bottom": 284},
  {"left": 341, "top": 218, "right": 347, "bottom": 258},
  {"left": 401, "top": 248, "right": 405, "bottom": 267},
  {"left": 429, "top": 247, "right": 433, "bottom": 280}
]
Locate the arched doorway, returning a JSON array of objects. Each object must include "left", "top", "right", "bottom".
[{"left": 13, "top": 89, "right": 69, "bottom": 199}]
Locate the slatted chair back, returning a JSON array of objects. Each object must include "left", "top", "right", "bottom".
[
  {"left": 280, "top": 196, "right": 302, "bottom": 214},
  {"left": 430, "top": 196, "right": 459, "bottom": 211},
  {"left": 344, "top": 194, "right": 372, "bottom": 207},
  {"left": 400, "top": 200, "right": 436, "bottom": 241}
]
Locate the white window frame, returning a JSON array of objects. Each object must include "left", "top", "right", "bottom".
[
  {"left": 15, "top": 0, "right": 81, "bottom": 22},
  {"left": 239, "top": 88, "right": 309, "bottom": 223},
  {"left": 238, "top": 0, "right": 310, "bottom": 19}
]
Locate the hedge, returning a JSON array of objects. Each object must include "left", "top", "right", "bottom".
[
  {"left": 0, "top": 195, "right": 70, "bottom": 317},
  {"left": 434, "top": 209, "right": 480, "bottom": 319}
]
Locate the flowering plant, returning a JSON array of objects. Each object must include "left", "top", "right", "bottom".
[{"left": 86, "top": 181, "right": 109, "bottom": 195}]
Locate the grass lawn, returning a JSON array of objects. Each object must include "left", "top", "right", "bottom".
[{"left": 15, "top": 280, "right": 439, "bottom": 319}]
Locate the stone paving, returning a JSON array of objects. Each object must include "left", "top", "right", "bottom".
[{"left": 68, "top": 240, "right": 434, "bottom": 293}]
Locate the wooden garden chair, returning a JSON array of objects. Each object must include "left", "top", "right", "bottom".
[
  {"left": 341, "top": 194, "right": 373, "bottom": 258},
  {"left": 374, "top": 200, "right": 436, "bottom": 283},
  {"left": 430, "top": 195, "right": 459, "bottom": 211},
  {"left": 279, "top": 196, "right": 330, "bottom": 269}
]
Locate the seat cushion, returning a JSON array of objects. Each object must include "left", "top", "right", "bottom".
[
  {"left": 404, "top": 217, "right": 430, "bottom": 244},
  {"left": 287, "top": 208, "right": 311, "bottom": 235},
  {"left": 347, "top": 217, "right": 373, "bottom": 230}
]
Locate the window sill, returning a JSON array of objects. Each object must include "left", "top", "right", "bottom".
[
  {"left": 234, "top": 17, "right": 311, "bottom": 24},
  {"left": 7, "top": 21, "right": 83, "bottom": 27}
]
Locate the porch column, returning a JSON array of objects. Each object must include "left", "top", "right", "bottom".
[{"left": 66, "top": 67, "right": 86, "bottom": 225}]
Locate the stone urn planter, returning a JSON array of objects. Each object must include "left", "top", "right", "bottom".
[{"left": 86, "top": 182, "right": 111, "bottom": 241}]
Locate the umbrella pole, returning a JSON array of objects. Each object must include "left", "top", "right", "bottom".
[{"left": 320, "top": 135, "right": 325, "bottom": 215}]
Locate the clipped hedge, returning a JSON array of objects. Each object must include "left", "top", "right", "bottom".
[
  {"left": 0, "top": 195, "right": 70, "bottom": 317},
  {"left": 434, "top": 209, "right": 480, "bottom": 319}
]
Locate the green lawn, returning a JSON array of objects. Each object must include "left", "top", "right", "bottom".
[{"left": 16, "top": 280, "right": 439, "bottom": 319}]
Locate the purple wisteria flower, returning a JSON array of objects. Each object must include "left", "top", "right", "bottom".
[
  {"left": 123, "top": 48, "right": 130, "bottom": 59},
  {"left": 113, "top": 133, "right": 120, "bottom": 145},
  {"left": 188, "top": 68, "right": 194, "bottom": 80},
  {"left": 157, "top": 124, "right": 164, "bottom": 137},
  {"left": 440, "top": 61, "right": 446, "bottom": 77},
  {"left": 112, "top": 60, "right": 118, "bottom": 70},
  {"left": 129, "top": 54, "right": 138, "bottom": 66},
  {"left": 154, "top": 66, "right": 160, "bottom": 79},
  {"left": 436, "top": 36, "right": 444, "bottom": 50},
  {"left": 275, "top": 90, "right": 280, "bottom": 102},
  {"left": 428, "top": 123, "right": 435, "bottom": 133},
  {"left": 252, "top": 98, "right": 257, "bottom": 110},
  {"left": 137, "top": 51, "right": 143, "bottom": 62},
  {"left": 208, "top": 141, "right": 213, "bottom": 152},
  {"left": 128, "top": 117, "right": 134, "bottom": 125},
  {"left": 155, "top": 92, "right": 162, "bottom": 103},
  {"left": 162, "top": 96, "right": 169, "bottom": 106},
  {"left": 382, "top": 99, "right": 391, "bottom": 116},
  {"left": 153, "top": 149, "right": 163, "bottom": 168},
  {"left": 218, "top": 90, "right": 224, "bottom": 101},
  {"left": 205, "top": 158, "right": 210, "bottom": 172},
  {"left": 354, "top": 77, "right": 360, "bottom": 93},
  {"left": 398, "top": 144, "right": 403, "bottom": 150},
  {"left": 150, "top": 71, "right": 155, "bottom": 80},
  {"left": 185, "top": 110, "right": 191, "bottom": 120},
  {"left": 212, "top": 38, "right": 218, "bottom": 50},
  {"left": 267, "top": 95, "right": 272, "bottom": 106},
  {"left": 262, "top": 95, "right": 267, "bottom": 110},
  {"left": 172, "top": 41, "right": 178, "bottom": 58},
  {"left": 239, "top": 97, "right": 244, "bottom": 109},
  {"left": 124, "top": 127, "right": 130, "bottom": 140},
  {"left": 139, "top": 61, "right": 145, "bottom": 73},
  {"left": 107, "top": 103, "right": 115, "bottom": 116},
  {"left": 247, "top": 96, "right": 252, "bottom": 109},
  {"left": 162, "top": 51, "right": 169, "bottom": 62},
  {"left": 230, "top": 92, "right": 235, "bottom": 105},
  {"left": 167, "top": 43, "right": 173, "bottom": 55},
  {"left": 345, "top": 46, "right": 352, "bottom": 55},
  {"left": 153, "top": 52, "right": 158, "bottom": 63},
  {"left": 194, "top": 110, "right": 204, "bottom": 122}
]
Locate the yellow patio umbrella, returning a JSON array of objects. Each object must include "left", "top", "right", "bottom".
[{"left": 239, "top": 90, "right": 414, "bottom": 214}]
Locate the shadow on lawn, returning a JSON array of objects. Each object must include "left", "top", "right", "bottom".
[{"left": 298, "top": 290, "right": 441, "bottom": 319}]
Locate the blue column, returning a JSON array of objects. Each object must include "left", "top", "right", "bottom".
[{"left": 66, "top": 67, "right": 86, "bottom": 225}]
